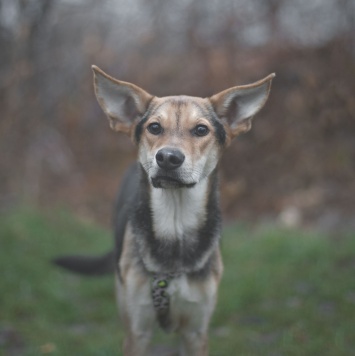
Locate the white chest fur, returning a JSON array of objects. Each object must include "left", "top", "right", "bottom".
[{"left": 150, "top": 179, "right": 208, "bottom": 240}]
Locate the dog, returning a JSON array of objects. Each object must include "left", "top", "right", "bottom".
[{"left": 54, "top": 66, "right": 274, "bottom": 355}]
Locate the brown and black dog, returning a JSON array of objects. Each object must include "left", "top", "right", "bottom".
[{"left": 55, "top": 66, "right": 274, "bottom": 355}]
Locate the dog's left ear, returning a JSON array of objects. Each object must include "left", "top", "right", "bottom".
[
  {"left": 210, "top": 73, "right": 275, "bottom": 139},
  {"left": 92, "top": 65, "right": 153, "bottom": 134}
]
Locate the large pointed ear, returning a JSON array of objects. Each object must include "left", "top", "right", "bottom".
[
  {"left": 92, "top": 65, "right": 153, "bottom": 134},
  {"left": 210, "top": 73, "right": 275, "bottom": 139}
]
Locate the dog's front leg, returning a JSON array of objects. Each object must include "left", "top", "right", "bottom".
[
  {"left": 120, "top": 286, "right": 155, "bottom": 356},
  {"left": 177, "top": 295, "right": 216, "bottom": 355},
  {"left": 176, "top": 272, "right": 221, "bottom": 356},
  {"left": 123, "top": 327, "right": 153, "bottom": 356},
  {"left": 180, "top": 330, "right": 209, "bottom": 356},
  {"left": 116, "top": 270, "right": 155, "bottom": 356}
]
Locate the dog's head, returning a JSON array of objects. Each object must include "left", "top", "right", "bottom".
[{"left": 92, "top": 66, "right": 274, "bottom": 189}]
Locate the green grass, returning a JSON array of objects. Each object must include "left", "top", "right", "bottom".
[{"left": 1, "top": 208, "right": 355, "bottom": 355}]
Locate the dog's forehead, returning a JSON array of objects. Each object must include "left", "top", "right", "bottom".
[
  {"left": 150, "top": 96, "right": 211, "bottom": 120},
  {"left": 135, "top": 95, "right": 226, "bottom": 145}
]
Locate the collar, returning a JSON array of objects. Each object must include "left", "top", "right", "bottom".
[{"left": 151, "top": 272, "right": 181, "bottom": 312}]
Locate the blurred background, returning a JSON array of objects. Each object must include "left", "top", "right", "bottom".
[
  {"left": 1, "top": 0, "right": 355, "bottom": 228},
  {"left": 1, "top": 1, "right": 355, "bottom": 355}
]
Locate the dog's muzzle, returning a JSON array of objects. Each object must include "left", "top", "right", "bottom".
[{"left": 151, "top": 147, "right": 195, "bottom": 188}]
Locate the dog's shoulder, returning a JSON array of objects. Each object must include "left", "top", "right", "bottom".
[{"left": 113, "top": 163, "right": 140, "bottom": 270}]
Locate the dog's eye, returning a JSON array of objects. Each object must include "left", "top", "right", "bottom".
[
  {"left": 193, "top": 125, "right": 209, "bottom": 137},
  {"left": 147, "top": 123, "right": 163, "bottom": 135}
]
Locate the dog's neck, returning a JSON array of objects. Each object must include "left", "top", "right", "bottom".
[
  {"left": 132, "top": 165, "right": 221, "bottom": 275},
  {"left": 150, "top": 179, "right": 208, "bottom": 240}
]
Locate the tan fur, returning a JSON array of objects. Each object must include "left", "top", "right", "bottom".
[
  {"left": 117, "top": 224, "right": 135, "bottom": 284},
  {"left": 141, "top": 97, "right": 220, "bottom": 161},
  {"left": 92, "top": 65, "right": 274, "bottom": 355}
]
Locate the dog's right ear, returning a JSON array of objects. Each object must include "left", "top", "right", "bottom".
[{"left": 92, "top": 65, "right": 153, "bottom": 134}]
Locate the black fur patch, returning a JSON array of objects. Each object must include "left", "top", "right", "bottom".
[
  {"left": 134, "top": 110, "right": 150, "bottom": 143},
  {"left": 210, "top": 112, "right": 226, "bottom": 145},
  {"left": 113, "top": 163, "right": 140, "bottom": 277}
]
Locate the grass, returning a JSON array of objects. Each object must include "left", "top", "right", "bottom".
[{"left": 1, "top": 208, "right": 355, "bottom": 355}]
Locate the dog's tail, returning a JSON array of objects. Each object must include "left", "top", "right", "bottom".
[{"left": 52, "top": 251, "right": 114, "bottom": 276}]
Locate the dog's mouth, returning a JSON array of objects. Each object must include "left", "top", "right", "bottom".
[{"left": 151, "top": 175, "right": 196, "bottom": 189}]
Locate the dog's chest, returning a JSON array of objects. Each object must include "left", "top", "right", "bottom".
[
  {"left": 167, "top": 274, "right": 217, "bottom": 330},
  {"left": 168, "top": 274, "right": 204, "bottom": 303},
  {"left": 150, "top": 180, "right": 208, "bottom": 239}
]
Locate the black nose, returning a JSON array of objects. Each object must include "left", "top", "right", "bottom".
[{"left": 156, "top": 148, "right": 185, "bottom": 170}]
